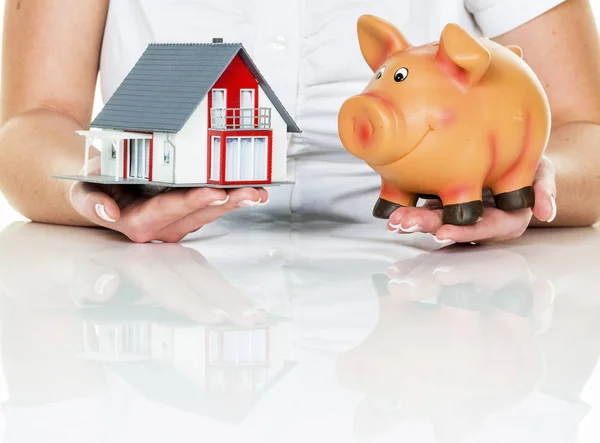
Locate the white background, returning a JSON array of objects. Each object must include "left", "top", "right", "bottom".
[{"left": 1, "top": 3, "right": 600, "bottom": 442}]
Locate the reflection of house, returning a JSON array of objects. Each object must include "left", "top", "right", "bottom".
[{"left": 81, "top": 319, "right": 294, "bottom": 423}]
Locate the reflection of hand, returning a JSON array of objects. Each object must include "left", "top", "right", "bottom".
[
  {"left": 70, "top": 242, "right": 268, "bottom": 327},
  {"left": 69, "top": 156, "right": 269, "bottom": 243},
  {"left": 387, "top": 156, "right": 556, "bottom": 244},
  {"left": 336, "top": 249, "right": 553, "bottom": 441},
  {"left": 386, "top": 248, "right": 554, "bottom": 318}
]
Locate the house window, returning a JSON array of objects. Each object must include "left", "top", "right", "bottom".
[
  {"left": 211, "top": 136, "right": 221, "bottom": 180},
  {"left": 163, "top": 142, "right": 171, "bottom": 164},
  {"left": 225, "top": 136, "right": 268, "bottom": 182},
  {"left": 208, "top": 329, "right": 267, "bottom": 364},
  {"left": 211, "top": 89, "right": 226, "bottom": 128},
  {"left": 128, "top": 139, "right": 150, "bottom": 180},
  {"left": 240, "top": 89, "right": 255, "bottom": 128}
]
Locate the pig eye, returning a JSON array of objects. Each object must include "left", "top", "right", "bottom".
[
  {"left": 394, "top": 67, "right": 409, "bottom": 82},
  {"left": 375, "top": 66, "right": 386, "bottom": 79}
]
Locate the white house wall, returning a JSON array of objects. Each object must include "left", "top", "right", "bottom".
[
  {"left": 258, "top": 87, "right": 288, "bottom": 183},
  {"left": 173, "top": 96, "right": 209, "bottom": 184},
  {"left": 151, "top": 132, "right": 175, "bottom": 183}
]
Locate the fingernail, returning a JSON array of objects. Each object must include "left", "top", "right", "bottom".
[
  {"left": 388, "top": 278, "right": 417, "bottom": 290},
  {"left": 547, "top": 196, "right": 557, "bottom": 222},
  {"left": 388, "top": 222, "right": 402, "bottom": 233},
  {"left": 238, "top": 199, "right": 262, "bottom": 207},
  {"left": 433, "top": 266, "right": 453, "bottom": 274},
  {"left": 95, "top": 204, "right": 116, "bottom": 222},
  {"left": 209, "top": 307, "right": 228, "bottom": 321},
  {"left": 400, "top": 223, "right": 422, "bottom": 233},
  {"left": 241, "top": 308, "right": 264, "bottom": 318},
  {"left": 257, "top": 198, "right": 270, "bottom": 206},
  {"left": 208, "top": 195, "right": 230, "bottom": 206},
  {"left": 434, "top": 236, "right": 453, "bottom": 245},
  {"left": 94, "top": 273, "right": 117, "bottom": 298}
]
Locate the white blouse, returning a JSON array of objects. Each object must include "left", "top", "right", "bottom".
[{"left": 98, "top": 0, "right": 565, "bottom": 225}]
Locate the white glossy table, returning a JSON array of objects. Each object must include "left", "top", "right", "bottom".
[{"left": 0, "top": 203, "right": 599, "bottom": 442}]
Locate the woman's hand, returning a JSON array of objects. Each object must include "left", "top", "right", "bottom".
[
  {"left": 69, "top": 157, "right": 268, "bottom": 243},
  {"left": 387, "top": 155, "right": 557, "bottom": 244}
]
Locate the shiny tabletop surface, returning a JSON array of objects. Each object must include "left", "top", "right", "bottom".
[{"left": 0, "top": 208, "right": 599, "bottom": 442}]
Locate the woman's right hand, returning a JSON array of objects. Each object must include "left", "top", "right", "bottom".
[{"left": 69, "top": 157, "right": 268, "bottom": 243}]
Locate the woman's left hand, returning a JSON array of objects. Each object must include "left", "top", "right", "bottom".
[{"left": 387, "top": 155, "right": 557, "bottom": 244}]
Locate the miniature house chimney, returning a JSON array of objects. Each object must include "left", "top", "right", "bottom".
[{"left": 212, "top": 38, "right": 224, "bottom": 43}]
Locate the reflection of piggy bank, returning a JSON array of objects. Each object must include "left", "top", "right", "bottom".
[{"left": 338, "top": 15, "right": 551, "bottom": 225}]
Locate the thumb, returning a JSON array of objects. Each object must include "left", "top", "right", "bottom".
[
  {"left": 69, "top": 180, "right": 122, "bottom": 226},
  {"left": 532, "top": 155, "right": 557, "bottom": 223}
]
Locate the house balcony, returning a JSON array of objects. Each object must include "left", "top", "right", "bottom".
[{"left": 210, "top": 107, "right": 272, "bottom": 130}]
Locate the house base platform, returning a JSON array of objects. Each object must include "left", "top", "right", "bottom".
[{"left": 53, "top": 175, "right": 295, "bottom": 188}]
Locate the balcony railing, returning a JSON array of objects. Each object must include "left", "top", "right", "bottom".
[{"left": 210, "top": 107, "right": 272, "bottom": 130}]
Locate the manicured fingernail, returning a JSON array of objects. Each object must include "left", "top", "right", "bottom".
[
  {"left": 242, "top": 308, "right": 265, "bottom": 318},
  {"left": 257, "top": 198, "right": 270, "bottom": 206},
  {"left": 209, "top": 307, "right": 228, "bottom": 321},
  {"left": 388, "top": 222, "right": 402, "bottom": 233},
  {"left": 94, "top": 273, "right": 117, "bottom": 298},
  {"left": 400, "top": 223, "right": 422, "bottom": 233},
  {"left": 95, "top": 204, "right": 116, "bottom": 222},
  {"left": 434, "top": 236, "right": 453, "bottom": 245},
  {"left": 547, "top": 196, "right": 557, "bottom": 222},
  {"left": 208, "top": 195, "right": 230, "bottom": 206},
  {"left": 238, "top": 199, "right": 262, "bottom": 207},
  {"left": 388, "top": 278, "right": 417, "bottom": 289}
]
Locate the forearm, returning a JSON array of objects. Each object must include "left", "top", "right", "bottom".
[
  {"left": 531, "top": 121, "right": 600, "bottom": 227},
  {"left": 0, "top": 108, "right": 97, "bottom": 226}
]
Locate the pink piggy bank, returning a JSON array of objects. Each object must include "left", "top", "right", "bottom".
[{"left": 338, "top": 15, "right": 551, "bottom": 225}]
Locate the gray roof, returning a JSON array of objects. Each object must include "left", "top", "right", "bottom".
[{"left": 90, "top": 43, "right": 301, "bottom": 133}]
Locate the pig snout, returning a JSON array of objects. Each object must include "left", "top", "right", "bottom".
[{"left": 338, "top": 94, "right": 405, "bottom": 165}]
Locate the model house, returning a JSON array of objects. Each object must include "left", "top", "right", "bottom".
[{"left": 70, "top": 39, "right": 300, "bottom": 187}]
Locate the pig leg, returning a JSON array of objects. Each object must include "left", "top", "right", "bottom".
[
  {"left": 490, "top": 163, "right": 536, "bottom": 210},
  {"left": 373, "top": 179, "right": 418, "bottom": 219},
  {"left": 439, "top": 186, "right": 484, "bottom": 225},
  {"left": 489, "top": 117, "right": 545, "bottom": 210}
]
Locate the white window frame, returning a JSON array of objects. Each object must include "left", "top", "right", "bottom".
[
  {"left": 163, "top": 141, "right": 172, "bottom": 164},
  {"left": 211, "top": 136, "right": 221, "bottom": 181},
  {"left": 211, "top": 89, "right": 227, "bottom": 128},
  {"left": 240, "top": 89, "right": 255, "bottom": 128},
  {"left": 224, "top": 136, "right": 268, "bottom": 182}
]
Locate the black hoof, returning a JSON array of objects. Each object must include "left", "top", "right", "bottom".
[
  {"left": 442, "top": 200, "right": 484, "bottom": 225},
  {"left": 494, "top": 186, "right": 535, "bottom": 211},
  {"left": 373, "top": 198, "right": 402, "bottom": 219}
]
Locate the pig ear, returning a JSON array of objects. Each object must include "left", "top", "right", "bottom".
[
  {"left": 436, "top": 23, "right": 491, "bottom": 86},
  {"left": 357, "top": 14, "right": 412, "bottom": 73}
]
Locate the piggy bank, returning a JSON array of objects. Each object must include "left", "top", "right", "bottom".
[{"left": 338, "top": 15, "right": 551, "bottom": 225}]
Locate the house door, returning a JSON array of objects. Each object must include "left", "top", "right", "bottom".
[
  {"left": 128, "top": 139, "right": 150, "bottom": 180},
  {"left": 240, "top": 89, "right": 254, "bottom": 128},
  {"left": 225, "top": 136, "right": 268, "bottom": 182}
]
